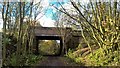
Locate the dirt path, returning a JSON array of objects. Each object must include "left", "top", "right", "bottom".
[{"left": 35, "top": 56, "right": 80, "bottom": 66}]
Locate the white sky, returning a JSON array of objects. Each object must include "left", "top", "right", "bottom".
[
  {"left": 0, "top": 12, "right": 3, "bottom": 32},
  {"left": 35, "top": 0, "right": 55, "bottom": 27},
  {"left": 38, "top": 15, "right": 55, "bottom": 27}
]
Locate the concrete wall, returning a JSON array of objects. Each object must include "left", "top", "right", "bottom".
[{"left": 66, "top": 36, "right": 82, "bottom": 50}]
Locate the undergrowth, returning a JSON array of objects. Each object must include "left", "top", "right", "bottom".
[
  {"left": 4, "top": 53, "right": 43, "bottom": 66},
  {"left": 86, "top": 48, "right": 120, "bottom": 66},
  {"left": 66, "top": 48, "right": 120, "bottom": 66}
]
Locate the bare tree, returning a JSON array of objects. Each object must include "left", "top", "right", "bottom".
[
  {"left": 2, "top": 2, "right": 9, "bottom": 64},
  {"left": 53, "top": 0, "right": 120, "bottom": 56},
  {"left": 1, "top": 1, "right": 44, "bottom": 65}
]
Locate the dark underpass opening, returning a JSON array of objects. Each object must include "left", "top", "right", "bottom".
[{"left": 36, "top": 36, "right": 63, "bottom": 56}]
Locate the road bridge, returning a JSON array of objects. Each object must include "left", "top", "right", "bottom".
[{"left": 33, "top": 26, "right": 82, "bottom": 56}]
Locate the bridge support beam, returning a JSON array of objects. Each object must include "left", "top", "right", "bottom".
[
  {"left": 35, "top": 37, "right": 39, "bottom": 55},
  {"left": 59, "top": 39, "right": 63, "bottom": 56}
]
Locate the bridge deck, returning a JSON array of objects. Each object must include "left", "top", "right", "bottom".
[{"left": 34, "top": 27, "right": 72, "bottom": 36}]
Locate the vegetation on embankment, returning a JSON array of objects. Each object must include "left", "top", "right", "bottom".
[
  {"left": 1, "top": 2, "right": 44, "bottom": 66},
  {"left": 66, "top": 44, "right": 120, "bottom": 66},
  {"left": 59, "top": 1, "right": 120, "bottom": 66},
  {"left": 2, "top": 34, "right": 43, "bottom": 66},
  {"left": 4, "top": 53, "right": 43, "bottom": 66}
]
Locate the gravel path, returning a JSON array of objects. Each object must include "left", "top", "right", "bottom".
[{"left": 35, "top": 56, "right": 80, "bottom": 67}]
